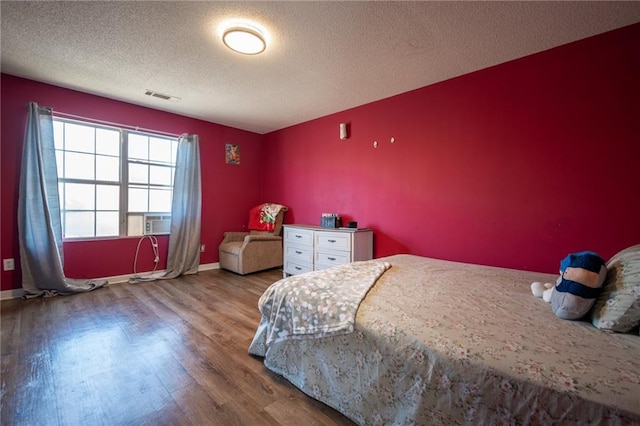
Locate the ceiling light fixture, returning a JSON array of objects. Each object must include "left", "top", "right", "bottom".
[{"left": 222, "top": 23, "right": 266, "bottom": 55}]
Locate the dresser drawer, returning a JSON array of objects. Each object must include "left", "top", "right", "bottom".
[
  {"left": 283, "top": 225, "right": 373, "bottom": 278},
  {"left": 284, "top": 244, "right": 313, "bottom": 263},
  {"left": 315, "top": 250, "right": 350, "bottom": 267},
  {"left": 315, "top": 231, "right": 350, "bottom": 251},
  {"left": 284, "top": 259, "right": 313, "bottom": 276},
  {"left": 284, "top": 227, "right": 314, "bottom": 247}
]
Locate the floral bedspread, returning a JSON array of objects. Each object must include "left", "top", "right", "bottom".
[
  {"left": 250, "top": 260, "right": 391, "bottom": 349},
  {"left": 249, "top": 254, "right": 640, "bottom": 425}
]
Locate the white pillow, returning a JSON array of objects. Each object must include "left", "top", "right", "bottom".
[{"left": 590, "top": 244, "right": 640, "bottom": 333}]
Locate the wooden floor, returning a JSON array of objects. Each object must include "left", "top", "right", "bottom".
[{"left": 1, "top": 268, "right": 354, "bottom": 426}]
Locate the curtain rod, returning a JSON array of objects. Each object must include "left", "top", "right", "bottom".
[{"left": 48, "top": 109, "right": 183, "bottom": 138}]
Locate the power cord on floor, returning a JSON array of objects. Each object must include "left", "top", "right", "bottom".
[{"left": 128, "top": 235, "right": 162, "bottom": 284}]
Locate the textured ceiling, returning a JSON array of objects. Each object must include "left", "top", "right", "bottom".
[{"left": 2, "top": 1, "right": 640, "bottom": 134}]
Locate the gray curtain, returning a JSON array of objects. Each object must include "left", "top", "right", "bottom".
[
  {"left": 18, "top": 102, "right": 107, "bottom": 297},
  {"left": 162, "top": 134, "right": 202, "bottom": 279}
]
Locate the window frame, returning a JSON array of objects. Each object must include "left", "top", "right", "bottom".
[{"left": 53, "top": 117, "right": 178, "bottom": 240}]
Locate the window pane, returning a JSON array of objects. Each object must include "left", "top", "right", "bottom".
[
  {"left": 65, "top": 123, "right": 95, "bottom": 153},
  {"left": 56, "top": 151, "right": 64, "bottom": 178},
  {"left": 96, "top": 155, "right": 120, "bottom": 181},
  {"left": 149, "top": 188, "right": 172, "bottom": 212},
  {"left": 129, "top": 163, "right": 148, "bottom": 184},
  {"left": 65, "top": 211, "right": 94, "bottom": 238},
  {"left": 96, "top": 212, "right": 119, "bottom": 237},
  {"left": 149, "top": 137, "right": 173, "bottom": 163},
  {"left": 65, "top": 152, "right": 94, "bottom": 179},
  {"left": 54, "top": 121, "right": 64, "bottom": 149},
  {"left": 96, "top": 128, "right": 120, "bottom": 156},
  {"left": 171, "top": 141, "right": 178, "bottom": 164},
  {"left": 149, "top": 165, "right": 172, "bottom": 185},
  {"left": 128, "top": 134, "right": 148, "bottom": 160},
  {"left": 128, "top": 187, "right": 148, "bottom": 212},
  {"left": 96, "top": 185, "right": 119, "bottom": 210},
  {"left": 65, "top": 183, "right": 95, "bottom": 210}
]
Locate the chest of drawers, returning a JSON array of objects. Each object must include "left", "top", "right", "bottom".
[{"left": 283, "top": 225, "right": 373, "bottom": 277}]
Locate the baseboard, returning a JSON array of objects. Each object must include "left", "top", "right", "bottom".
[
  {"left": 199, "top": 262, "right": 219, "bottom": 272},
  {"left": 0, "top": 288, "right": 26, "bottom": 301},
  {"left": 0, "top": 262, "right": 220, "bottom": 300}
]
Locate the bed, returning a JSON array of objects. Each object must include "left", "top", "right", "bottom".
[{"left": 249, "top": 254, "right": 640, "bottom": 425}]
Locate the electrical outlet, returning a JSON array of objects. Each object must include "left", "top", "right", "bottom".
[
  {"left": 200, "top": 244, "right": 205, "bottom": 252},
  {"left": 3, "top": 258, "right": 15, "bottom": 271}
]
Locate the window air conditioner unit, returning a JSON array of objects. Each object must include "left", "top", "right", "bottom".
[{"left": 144, "top": 214, "right": 171, "bottom": 235}]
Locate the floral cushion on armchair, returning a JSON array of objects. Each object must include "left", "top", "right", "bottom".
[{"left": 248, "top": 203, "right": 286, "bottom": 233}]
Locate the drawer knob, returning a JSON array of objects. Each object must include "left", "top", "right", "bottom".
[
  {"left": 328, "top": 257, "right": 336, "bottom": 261},
  {"left": 328, "top": 239, "right": 336, "bottom": 243},
  {"left": 295, "top": 235, "right": 302, "bottom": 239},
  {"left": 295, "top": 266, "right": 302, "bottom": 270},
  {"left": 295, "top": 250, "right": 302, "bottom": 254}
]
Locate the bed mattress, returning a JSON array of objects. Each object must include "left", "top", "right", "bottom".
[{"left": 249, "top": 254, "right": 640, "bottom": 425}]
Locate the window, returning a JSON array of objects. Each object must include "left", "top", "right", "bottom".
[{"left": 53, "top": 118, "right": 178, "bottom": 239}]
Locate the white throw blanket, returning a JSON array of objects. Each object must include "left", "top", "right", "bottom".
[{"left": 254, "top": 260, "right": 392, "bottom": 347}]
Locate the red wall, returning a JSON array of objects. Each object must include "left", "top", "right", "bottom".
[
  {"left": 262, "top": 23, "right": 640, "bottom": 273},
  {"left": 2, "top": 24, "right": 639, "bottom": 292},
  {"left": 1, "top": 75, "right": 264, "bottom": 290}
]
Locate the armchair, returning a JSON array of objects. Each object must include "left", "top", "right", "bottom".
[{"left": 218, "top": 204, "right": 287, "bottom": 275}]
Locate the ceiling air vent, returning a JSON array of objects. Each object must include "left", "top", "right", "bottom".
[{"left": 144, "top": 90, "right": 180, "bottom": 102}]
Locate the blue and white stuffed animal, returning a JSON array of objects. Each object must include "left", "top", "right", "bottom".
[
  {"left": 532, "top": 251, "right": 607, "bottom": 320},
  {"left": 531, "top": 281, "right": 554, "bottom": 302}
]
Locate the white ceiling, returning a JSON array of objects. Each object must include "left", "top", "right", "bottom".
[{"left": 2, "top": 1, "right": 640, "bottom": 134}]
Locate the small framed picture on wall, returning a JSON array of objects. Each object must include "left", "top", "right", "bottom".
[{"left": 226, "top": 144, "right": 240, "bottom": 164}]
